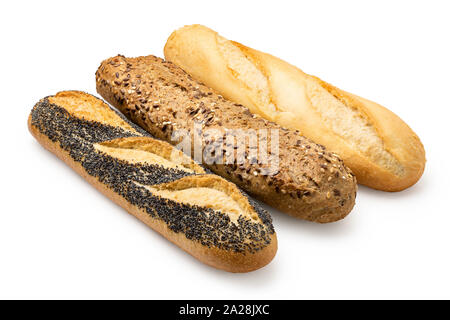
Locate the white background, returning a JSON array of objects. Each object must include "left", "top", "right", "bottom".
[{"left": 1, "top": 0, "right": 449, "bottom": 299}]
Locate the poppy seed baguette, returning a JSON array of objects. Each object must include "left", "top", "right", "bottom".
[
  {"left": 29, "top": 90, "right": 277, "bottom": 273},
  {"left": 96, "top": 55, "right": 357, "bottom": 222}
]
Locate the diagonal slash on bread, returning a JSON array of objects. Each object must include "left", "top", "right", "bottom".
[{"left": 28, "top": 90, "right": 277, "bottom": 273}]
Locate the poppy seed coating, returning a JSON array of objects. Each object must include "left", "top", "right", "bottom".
[{"left": 30, "top": 97, "right": 274, "bottom": 253}]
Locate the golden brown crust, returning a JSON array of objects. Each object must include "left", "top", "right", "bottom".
[
  {"left": 164, "top": 24, "right": 426, "bottom": 192},
  {"left": 315, "top": 80, "right": 426, "bottom": 191},
  {"left": 96, "top": 55, "right": 357, "bottom": 222},
  {"left": 28, "top": 91, "right": 277, "bottom": 272}
]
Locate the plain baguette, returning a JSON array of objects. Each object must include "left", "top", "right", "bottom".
[
  {"left": 28, "top": 90, "right": 277, "bottom": 273},
  {"left": 164, "top": 24, "right": 426, "bottom": 191},
  {"left": 96, "top": 55, "right": 357, "bottom": 222}
]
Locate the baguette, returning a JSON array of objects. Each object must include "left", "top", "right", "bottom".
[
  {"left": 164, "top": 24, "right": 426, "bottom": 191},
  {"left": 96, "top": 55, "right": 357, "bottom": 222},
  {"left": 28, "top": 90, "right": 277, "bottom": 273}
]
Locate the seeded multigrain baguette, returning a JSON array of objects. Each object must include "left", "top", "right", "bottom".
[
  {"left": 164, "top": 24, "right": 426, "bottom": 191},
  {"left": 96, "top": 55, "right": 357, "bottom": 222},
  {"left": 28, "top": 91, "right": 277, "bottom": 273}
]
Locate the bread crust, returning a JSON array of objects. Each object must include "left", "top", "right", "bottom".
[
  {"left": 96, "top": 55, "right": 357, "bottom": 222},
  {"left": 28, "top": 91, "right": 277, "bottom": 273},
  {"left": 164, "top": 24, "right": 426, "bottom": 191}
]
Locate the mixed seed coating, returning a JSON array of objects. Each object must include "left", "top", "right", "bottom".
[
  {"left": 30, "top": 97, "right": 274, "bottom": 253},
  {"left": 96, "top": 55, "right": 357, "bottom": 222}
]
